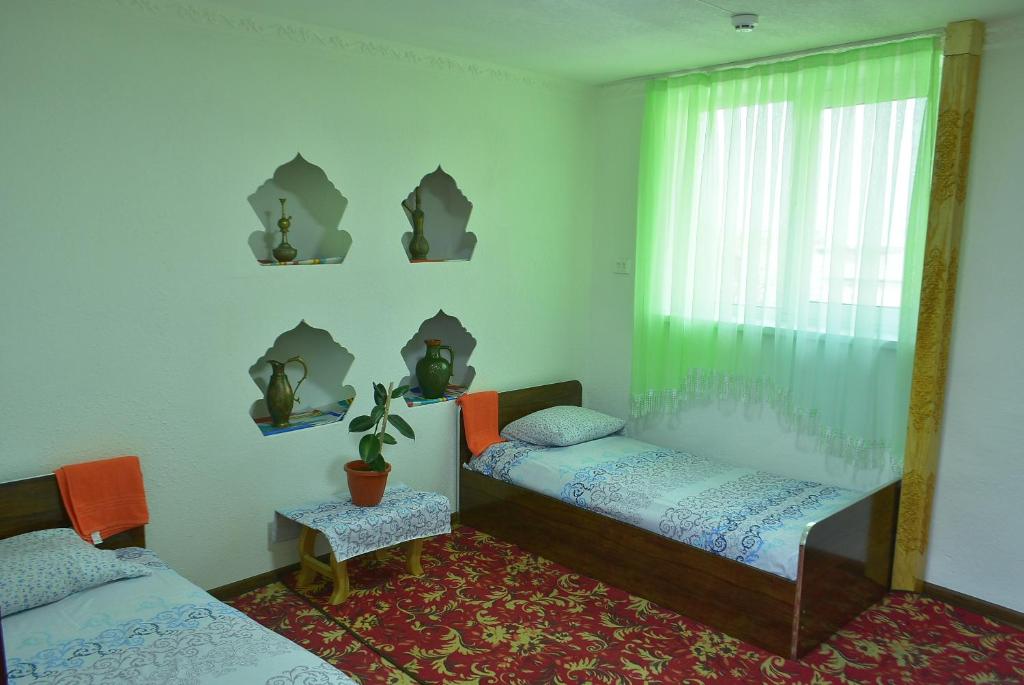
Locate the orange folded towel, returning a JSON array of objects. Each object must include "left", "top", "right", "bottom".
[
  {"left": 457, "top": 391, "right": 506, "bottom": 458},
  {"left": 55, "top": 455, "right": 149, "bottom": 544}
]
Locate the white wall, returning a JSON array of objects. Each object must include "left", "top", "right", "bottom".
[
  {"left": 585, "top": 15, "right": 1024, "bottom": 611},
  {"left": 0, "top": 0, "right": 594, "bottom": 589},
  {"left": 925, "top": 14, "right": 1024, "bottom": 613},
  {"left": 583, "top": 82, "right": 644, "bottom": 419}
]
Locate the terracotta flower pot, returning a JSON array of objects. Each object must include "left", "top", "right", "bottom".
[{"left": 344, "top": 459, "right": 391, "bottom": 506}]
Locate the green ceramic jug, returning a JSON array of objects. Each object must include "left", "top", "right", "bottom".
[
  {"left": 265, "top": 356, "right": 308, "bottom": 427},
  {"left": 415, "top": 339, "right": 454, "bottom": 399}
]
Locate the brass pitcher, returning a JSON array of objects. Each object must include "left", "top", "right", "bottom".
[{"left": 265, "top": 356, "right": 308, "bottom": 427}]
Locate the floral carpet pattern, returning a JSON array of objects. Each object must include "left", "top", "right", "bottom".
[{"left": 229, "top": 525, "right": 1024, "bottom": 684}]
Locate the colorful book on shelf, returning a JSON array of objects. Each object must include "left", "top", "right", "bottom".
[
  {"left": 404, "top": 385, "right": 467, "bottom": 407},
  {"left": 258, "top": 257, "right": 344, "bottom": 266},
  {"left": 255, "top": 399, "right": 352, "bottom": 436}
]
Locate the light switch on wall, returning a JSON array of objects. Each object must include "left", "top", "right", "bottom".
[{"left": 614, "top": 258, "right": 633, "bottom": 275}]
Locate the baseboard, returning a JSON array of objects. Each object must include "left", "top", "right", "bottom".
[
  {"left": 923, "top": 582, "right": 1024, "bottom": 630},
  {"left": 209, "top": 513, "right": 461, "bottom": 600},
  {"left": 208, "top": 560, "right": 303, "bottom": 600}
]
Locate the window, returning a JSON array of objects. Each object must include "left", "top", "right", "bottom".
[
  {"left": 656, "top": 96, "right": 926, "bottom": 342},
  {"left": 806, "top": 97, "right": 926, "bottom": 339},
  {"left": 632, "top": 37, "right": 941, "bottom": 461}
]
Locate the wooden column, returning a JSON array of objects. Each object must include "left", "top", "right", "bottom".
[{"left": 893, "top": 20, "right": 984, "bottom": 591}]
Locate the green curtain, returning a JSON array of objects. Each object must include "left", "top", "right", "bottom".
[{"left": 632, "top": 37, "right": 942, "bottom": 472}]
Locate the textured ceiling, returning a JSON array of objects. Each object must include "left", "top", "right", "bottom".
[{"left": 201, "top": 0, "right": 1024, "bottom": 83}]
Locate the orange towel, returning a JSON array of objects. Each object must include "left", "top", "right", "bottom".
[
  {"left": 55, "top": 456, "right": 149, "bottom": 544},
  {"left": 457, "top": 391, "right": 506, "bottom": 458}
]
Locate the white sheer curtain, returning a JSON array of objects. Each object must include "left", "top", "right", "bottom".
[{"left": 633, "top": 38, "right": 943, "bottom": 475}]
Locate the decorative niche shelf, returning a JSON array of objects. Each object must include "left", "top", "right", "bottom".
[
  {"left": 249, "top": 321, "right": 356, "bottom": 436},
  {"left": 400, "top": 166, "right": 476, "bottom": 263},
  {"left": 399, "top": 310, "right": 476, "bottom": 407},
  {"left": 248, "top": 154, "right": 352, "bottom": 266}
]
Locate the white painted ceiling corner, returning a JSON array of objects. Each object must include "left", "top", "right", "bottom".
[{"left": 198, "top": 0, "right": 1024, "bottom": 84}]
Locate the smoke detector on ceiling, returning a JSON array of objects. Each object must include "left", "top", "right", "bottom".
[{"left": 731, "top": 13, "right": 759, "bottom": 33}]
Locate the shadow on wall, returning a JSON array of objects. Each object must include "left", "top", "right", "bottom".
[
  {"left": 248, "top": 320, "right": 356, "bottom": 421},
  {"left": 248, "top": 154, "right": 353, "bottom": 263}
]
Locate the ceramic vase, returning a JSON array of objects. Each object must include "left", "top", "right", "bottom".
[
  {"left": 409, "top": 223, "right": 430, "bottom": 260},
  {"left": 404, "top": 187, "right": 430, "bottom": 260},
  {"left": 415, "top": 339, "right": 454, "bottom": 399}
]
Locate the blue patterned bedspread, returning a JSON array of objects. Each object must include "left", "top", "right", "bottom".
[
  {"left": 465, "top": 435, "right": 863, "bottom": 580},
  {"left": 3, "top": 548, "right": 356, "bottom": 684}
]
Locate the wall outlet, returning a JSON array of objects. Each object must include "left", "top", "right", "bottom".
[{"left": 614, "top": 258, "right": 633, "bottom": 275}]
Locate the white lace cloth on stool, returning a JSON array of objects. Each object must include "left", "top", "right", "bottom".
[{"left": 277, "top": 484, "right": 451, "bottom": 562}]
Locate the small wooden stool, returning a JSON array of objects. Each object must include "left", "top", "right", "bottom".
[
  {"left": 277, "top": 485, "right": 451, "bottom": 605},
  {"left": 295, "top": 527, "right": 426, "bottom": 604}
]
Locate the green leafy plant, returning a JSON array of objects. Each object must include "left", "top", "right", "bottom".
[{"left": 348, "top": 382, "right": 415, "bottom": 472}]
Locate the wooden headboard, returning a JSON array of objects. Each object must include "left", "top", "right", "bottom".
[
  {"left": 458, "top": 380, "right": 583, "bottom": 463},
  {"left": 0, "top": 474, "right": 145, "bottom": 549}
]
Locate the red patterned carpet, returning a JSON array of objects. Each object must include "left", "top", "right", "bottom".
[{"left": 229, "top": 525, "right": 1024, "bottom": 684}]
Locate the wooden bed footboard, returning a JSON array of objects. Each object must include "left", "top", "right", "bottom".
[
  {"left": 460, "top": 468, "right": 799, "bottom": 655},
  {"left": 796, "top": 479, "right": 900, "bottom": 655},
  {"left": 457, "top": 380, "right": 900, "bottom": 658}
]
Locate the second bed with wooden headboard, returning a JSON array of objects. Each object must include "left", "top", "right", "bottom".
[
  {"left": 0, "top": 473, "right": 357, "bottom": 684},
  {"left": 457, "top": 380, "right": 899, "bottom": 659}
]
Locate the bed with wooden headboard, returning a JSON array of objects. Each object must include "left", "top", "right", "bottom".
[
  {"left": 0, "top": 472, "right": 145, "bottom": 684},
  {"left": 457, "top": 380, "right": 900, "bottom": 659},
  {"left": 0, "top": 471, "right": 359, "bottom": 684},
  {"left": 0, "top": 473, "right": 145, "bottom": 549}
]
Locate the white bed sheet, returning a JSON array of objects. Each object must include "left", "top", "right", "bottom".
[
  {"left": 3, "top": 548, "right": 355, "bottom": 684},
  {"left": 465, "top": 435, "right": 865, "bottom": 580}
]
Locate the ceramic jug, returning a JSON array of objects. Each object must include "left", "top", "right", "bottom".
[
  {"left": 415, "top": 339, "right": 454, "bottom": 399},
  {"left": 265, "top": 356, "right": 308, "bottom": 427}
]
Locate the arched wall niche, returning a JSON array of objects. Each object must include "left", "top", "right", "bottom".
[
  {"left": 398, "top": 309, "right": 476, "bottom": 406},
  {"left": 248, "top": 153, "right": 352, "bottom": 265},
  {"left": 400, "top": 166, "right": 476, "bottom": 263},
  {"left": 248, "top": 320, "right": 356, "bottom": 436}
]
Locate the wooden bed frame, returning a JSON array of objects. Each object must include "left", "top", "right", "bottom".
[{"left": 458, "top": 380, "right": 900, "bottom": 658}]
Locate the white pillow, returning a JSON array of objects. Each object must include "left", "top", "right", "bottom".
[
  {"left": 0, "top": 528, "right": 150, "bottom": 616},
  {"left": 500, "top": 406, "right": 626, "bottom": 447}
]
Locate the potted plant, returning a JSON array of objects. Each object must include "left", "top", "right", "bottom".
[{"left": 345, "top": 381, "right": 415, "bottom": 506}]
